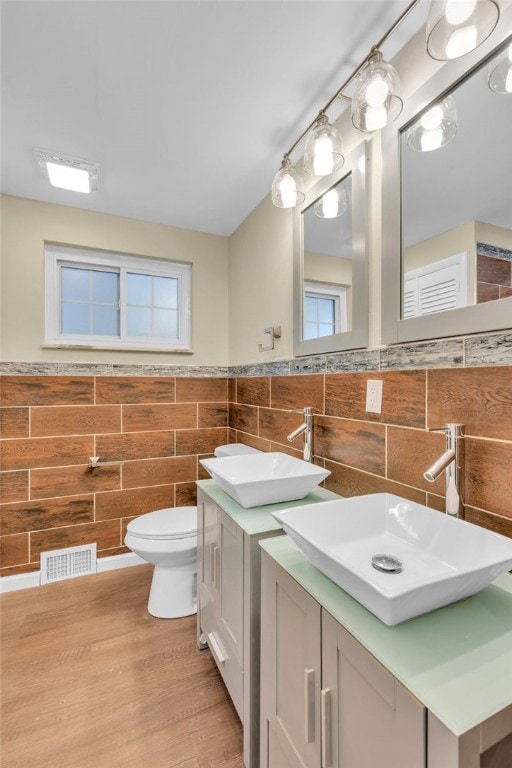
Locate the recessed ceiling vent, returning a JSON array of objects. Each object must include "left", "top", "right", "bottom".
[{"left": 40, "top": 544, "right": 97, "bottom": 584}]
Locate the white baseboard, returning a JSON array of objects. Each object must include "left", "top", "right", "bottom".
[{"left": 0, "top": 552, "right": 146, "bottom": 594}]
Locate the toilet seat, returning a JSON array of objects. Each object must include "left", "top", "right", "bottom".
[{"left": 126, "top": 506, "right": 197, "bottom": 541}]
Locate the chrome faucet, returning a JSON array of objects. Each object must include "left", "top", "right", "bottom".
[
  {"left": 287, "top": 407, "right": 314, "bottom": 462},
  {"left": 423, "top": 423, "right": 465, "bottom": 518}
]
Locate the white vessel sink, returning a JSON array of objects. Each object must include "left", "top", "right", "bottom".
[
  {"left": 273, "top": 493, "right": 512, "bottom": 625},
  {"left": 199, "top": 452, "right": 330, "bottom": 508}
]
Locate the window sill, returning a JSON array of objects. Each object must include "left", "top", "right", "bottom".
[{"left": 41, "top": 344, "right": 194, "bottom": 354}]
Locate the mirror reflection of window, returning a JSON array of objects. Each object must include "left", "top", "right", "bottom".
[
  {"left": 400, "top": 40, "right": 512, "bottom": 320},
  {"left": 302, "top": 174, "right": 353, "bottom": 340}
]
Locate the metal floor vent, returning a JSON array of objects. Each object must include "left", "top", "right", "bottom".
[{"left": 40, "top": 544, "right": 97, "bottom": 584}]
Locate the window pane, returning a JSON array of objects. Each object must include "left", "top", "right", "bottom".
[
  {"left": 93, "top": 271, "right": 119, "bottom": 304},
  {"left": 304, "top": 322, "right": 318, "bottom": 340},
  {"left": 318, "top": 324, "right": 334, "bottom": 337},
  {"left": 61, "top": 302, "right": 90, "bottom": 334},
  {"left": 154, "top": 276, "right": 178, "bottom": 308},
  {"left": 304, "top": 296, "right": 317, "bottom": 322},
  {"left": 61, "top": 267, "right": 90, "bottom": 301},
  {"left": 127, "top": 273, "right": 152, "bottom": 306},
  {"left": 318, "top": 298, "right": 335, "bottom": 323},
  {"left": 127, "top": 306, "right": 152, "bottom": 336},
  {"left": 93, "top": 305, "right": 119, "bottom": 336},
  {"left": 154, "top": 308, "right": 178, "bottom": 338}
]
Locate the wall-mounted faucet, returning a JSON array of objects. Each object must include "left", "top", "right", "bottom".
[
  {"left": 423, "top": 423, "right": 465, "bottom": 518},
  {"left": 287, "top": 407, "right": 314, "bottom": 462}
]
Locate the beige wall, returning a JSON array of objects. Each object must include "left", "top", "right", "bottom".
[
  {"left": 0, "top": 195, "right": 229, "bottom": 365},
  {"left": 475, "top": 222, "right": 512, "bottom": 251},
  {"left": 228, "top": 195, "right": 294, "bottom": 366}
]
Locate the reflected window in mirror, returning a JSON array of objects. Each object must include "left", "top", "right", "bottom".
[
  {"left": 293, "top": 142, "right": 368, "bottom": 356},
  {"left": 381, "top": 20, "right": 512, "bottom": 345}
]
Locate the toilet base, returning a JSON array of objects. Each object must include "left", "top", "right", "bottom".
[{"left": 147, "top": 562, "right": 197, "bottom": 619}]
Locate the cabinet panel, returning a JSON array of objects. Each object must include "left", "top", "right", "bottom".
[
  {"left": 322, "top": 611, "right": 425, "bottom": 768},
  {"left": 261, "top": 551, "right": 321, "bottom": 768},
  {"left": 219, "top": 512, "right": 244, "bottom": 666}
]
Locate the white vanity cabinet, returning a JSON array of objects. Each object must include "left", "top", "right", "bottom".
[
  {"left": 196, "top": 480, "right": 340, "bottom": 768},
  {"left": 260, "top": 550, "right": 425, "bottom": 768},
  {"left": 260, "top": 537, "right": 512, "bottom": 768}
]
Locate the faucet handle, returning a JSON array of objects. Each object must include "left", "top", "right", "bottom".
[{"left": 427, "top": 423, "right": 464, "bottom": 434}]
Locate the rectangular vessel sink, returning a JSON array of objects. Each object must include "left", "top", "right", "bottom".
[
  {"left": 199, "top": 452, "right": 330, "bottom": 509},
  {"left": 273, "top": 493, "right": 512, "bottom": 625}
]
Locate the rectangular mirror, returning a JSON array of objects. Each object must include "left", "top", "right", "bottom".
[
  {"left": 293, "top": 141, "right": 369, "bottom": 356},
  {"left": 382, "top": 18, "right": 512, "bottom": 345}
]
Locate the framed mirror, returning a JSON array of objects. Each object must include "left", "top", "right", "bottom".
[
  {"left": 382, "top": 19, "right": 512, "bottom": 345},
  {"left": 293, "top": 141, "right": 369, "bottom": 356}
]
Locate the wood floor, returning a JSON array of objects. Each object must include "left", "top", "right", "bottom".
[{"left": 0, "top": 565, "right": 244, "bottom": 768}]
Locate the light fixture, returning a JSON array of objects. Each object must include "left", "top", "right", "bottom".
[
  {"left": 488, "top": 42, "right": 512, "bottom": 94},
  {"left": 351, "top": 50, "right": 403, "bottom": 132},
  {"left": 426, "top": 0, "right": 499, "bottom": 61},
  {"left": 406, "top": 95, "right": 458, "bottom": 151},
  {"left": 314, "top": 186, "right": 348, "bottom": 218},
  {"left": 35, "top": 149, "right": 99, "bottom": 193},
  {"left": 304, "top": 113, "right": 344, "bottom": 176},
  {"left": 271, "top": 157, "right": 305, "bottom": 208}
]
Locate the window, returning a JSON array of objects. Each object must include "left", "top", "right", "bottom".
[
  {"left": 45, "top": 245, "right": 191, "bottom": 350},
  {"left": 303, "top": 281, "right": 347, "bottom": 340}
]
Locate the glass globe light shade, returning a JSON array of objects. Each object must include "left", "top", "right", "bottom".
[
  {"left": 304, "top": 114, "right": 344, "bottom": 176},
  {"left": 351, "top": 51, "right": 403, "bottom": 132},
  {"left": 426, "top": 0, "right": 499, "bottom": 61},
  {"left": 314, "top": 186, "right": 349, "bottom": 218},
  {"left": 271, "top": 158, "right": 305, "bottom": 209},
  {"left": 488, "top": 42, "right": 512, "bottom": 94},
  {"left": 406, "top": 95, "right": 458, "bottom": 152}
]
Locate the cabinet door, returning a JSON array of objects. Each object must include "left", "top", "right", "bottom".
[
  {"left": 197, "top": 492, "right": 219, "bottom": 644},
  {"left": 260, "top": 552, "right": 321, "bottom": 768},
  {"left": 322, "top": 611, "right": 425, "bottom": 768}
]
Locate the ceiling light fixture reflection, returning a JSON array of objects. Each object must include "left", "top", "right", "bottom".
[
  {"left": 271, "top": 157, "right": 305, "bottom": 209},
  {"left": 304, "top": 113, "right": 344, "bottom": 176},
  {"left": 351, "top": 50, "right": 403, "bottom": 132},
  {"left": 314, "top": 186, "right": 348, "bottom": 219},
  {"left": 488, "top": 42, "right": 512, "bottom": 94},
  {"left": 426, "top": 0, "right": 499, "bottom": 60},
  {"left": 406, "top": 95, "right": 458, "bottom": 151}
]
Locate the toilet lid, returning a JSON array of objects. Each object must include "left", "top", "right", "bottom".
[{"left": 127, "top": 506, "right": 197, "bottom": 540}]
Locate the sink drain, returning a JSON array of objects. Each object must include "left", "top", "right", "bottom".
[{"left": 371, "top": 554, "right": 403, "bottom": 574}]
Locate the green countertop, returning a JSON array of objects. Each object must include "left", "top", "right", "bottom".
[
  {"left": 260, "top": 535, "right": 512, "bottom": 737},
  {"left": 196, "top": 479, "right": 339, "bottom": 535}
]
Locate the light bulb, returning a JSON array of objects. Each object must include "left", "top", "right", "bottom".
[
  {"left": 420, "top": 128, "right": 443, "bottom": 151},
  {"left": 420, "top": 105, "right": 444, "bottom": 130},
  {"left": 445, "top": 0, "right": 477, "bottom": 25},
  {"left": 365, "top": 105, "right": 388, "bottom": 131},
  {"left": 321, "top": 189, "right": 339, "bottom": 218},
  {"left": 279, "top": 173, "right": 298, "bottom": 208},
  {"left": 313, "top": 133, "right": 335, "bottom": 176},
  {"left": 365, "top": 76, "right": 389, "bottom": 107},
  {"left": 445, "top": 25, "right": 477, "bottom": 58}
]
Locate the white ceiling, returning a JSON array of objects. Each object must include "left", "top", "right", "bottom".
[{"left": 1, "top": 0, "right": 424, "bottom": 237}]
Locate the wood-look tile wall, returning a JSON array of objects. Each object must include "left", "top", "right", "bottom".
[
  {"left": 228, "top": 366, "right": 512, "bottom": 539},
  {"left": 0, "top": 376, "right": 228, "bottom": 576}
]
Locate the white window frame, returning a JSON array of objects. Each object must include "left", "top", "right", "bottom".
[
  {"left": 304, "top": 281, "right": 348, "bottom": 339},
  {"left": 45, "top": 244, "right": 192, "bottom": 350}
]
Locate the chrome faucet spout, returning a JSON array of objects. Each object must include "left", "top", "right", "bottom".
[
  {"left": 423, "top": 424, "right": 464, "bottom": 518},
  {"left": 286, "top": 407, "right": 314, "bottom": 462}
]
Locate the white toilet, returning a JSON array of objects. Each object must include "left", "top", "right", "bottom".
[{"left": 124, "top": 506, "right": 197, "bottom": 619}]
